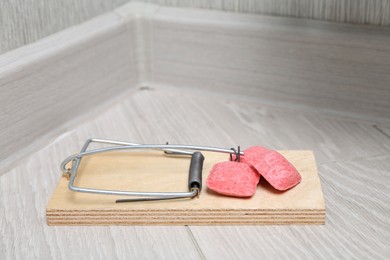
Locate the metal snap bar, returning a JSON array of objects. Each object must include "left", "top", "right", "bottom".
[{"left": 60, "top": 138, "right": 244, "bottom": 203}]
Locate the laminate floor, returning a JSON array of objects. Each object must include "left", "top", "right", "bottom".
[{"left": 1, "top": 87, "right": 389, "bottom": 259}]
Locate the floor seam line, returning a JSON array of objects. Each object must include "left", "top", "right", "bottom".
[
  {"left": 373, "top": 125, "right": 390, "bottom": 139},
  {"left": 185, "top": 226, "right": 207, "bottom": 260}
]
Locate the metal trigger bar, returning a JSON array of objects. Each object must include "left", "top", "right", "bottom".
[{"left": 60, "top": 138, "right": 244, "bottom": 203}]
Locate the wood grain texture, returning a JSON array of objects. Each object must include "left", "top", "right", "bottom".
[
  {"left": 2, "top": 3, "right": 390, "bottom": 175},
  {"left": 130, "top": 89, "right": 390, "bottom": 164},
  {"left": 190, "top": 155, "right": 390, "bottom": 259},
  {"left": 0, "top": 133, "right": 201, "bottom": 259},
  {"left": 1, "top": 0, "right": 390, "bottom": 54},
  {"left": 115, "top": 3, "right": 159, "bottom": 84},
  {"left": 1, "top": 88, "right": 389, "bottom": 258},
  {"left": 47, "top": 151, "right": 324, "bottom": 225},
  {"left": 376, "top": 126, "right": 390, "bottom": 138},
  {"left": 0, "top": 13, "right": 137, "bottom": 174},
  {"left": 1, "top": 4, "right": 389, "bottom": 257},
  {"left": 151, "top": 7, "right": 390, "bottom": 124}
]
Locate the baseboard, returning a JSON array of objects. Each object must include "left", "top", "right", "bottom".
[
  {"left": 149, "top": 7, "right": 390, "bottom": 125},
  {"left": 1, "top": 2, "right": 389, "bottom": 175},
  {"left": 0, "top": 10, "right": 140, "bottom": 174}
]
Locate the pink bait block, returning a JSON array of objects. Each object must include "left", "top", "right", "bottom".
[
  {"left": 240, "top": 146, "right": 302, "bottom": 191},
  {"left": 207, "top": 161, "right": 260, "bottom": 197}
]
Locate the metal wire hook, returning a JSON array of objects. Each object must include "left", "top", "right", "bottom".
[
  {"left": 229, "top": 146, "right": 241, "bottom": 162},
  {"left": 60, "top": 138, "right": 244, "bottom": 203}
]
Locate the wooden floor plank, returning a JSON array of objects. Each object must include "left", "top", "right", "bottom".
[
  {"left": 376, "top": 126, "right": 390, "bottom": 139},
  {"left": 0, "top": 158, "right": 202, "bottom": 260},
  {"left": 1, "top": 88, "right": 389, "bottom": 258},
  {"left": 0, "top": 109, "right": 201, "bottom": 259},
  {"left": 123, "top": 88, "right": 390, "bottom": 164},
  {"left": 189, "top": 155, "right": 390, "bottom": 259}
]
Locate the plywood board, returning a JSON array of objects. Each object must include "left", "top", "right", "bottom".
[{"left": 46, "top": 150, "right": 325, "bottom": 225}]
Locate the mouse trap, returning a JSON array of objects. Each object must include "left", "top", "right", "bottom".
[{"left": 46, "top": 138, "right": 325, "bottom": 225}]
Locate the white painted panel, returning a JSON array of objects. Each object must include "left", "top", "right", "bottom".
[
  {"left": 152, "top": 7, "right": 390, "bottom": 124},
  {"left": 0, "top": 13, "right": 137, "bottom": 173},
  {"left": 2, "top": 0, "right": 390, "bottom": 54}
]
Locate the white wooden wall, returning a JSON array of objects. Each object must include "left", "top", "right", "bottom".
[
  {"left": 1, "top": 2, "right": 390, "bottom": 174},
  {"left": 1, "top": 0, "right": 390, "bottom": 54}
]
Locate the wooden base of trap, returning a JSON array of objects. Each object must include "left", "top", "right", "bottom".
[{"left": 46, "top": 150, "right": 325, "bottom": 225}]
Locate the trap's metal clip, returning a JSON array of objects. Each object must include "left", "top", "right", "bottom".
[{"left": 60, "top": 138, "right": 243, "bottom": 203}]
